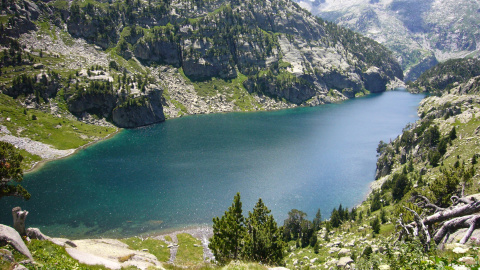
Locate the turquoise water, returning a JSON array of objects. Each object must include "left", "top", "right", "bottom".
[{"left": 1, "top": 90, "right": 424, "bottom": 238}]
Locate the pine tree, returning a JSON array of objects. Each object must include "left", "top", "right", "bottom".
[
  {"left": 0, "top": 141, "right": 30, "bottom": 200},
  {"left": 371, "top": 216, "right": 381, "bottom": 235},
  {"left": 243, "top": 198, "right": 284, "bottom": 265},
  {"left": 313, "top": 208, "right": 322, "bottom": 231},
  {"left": 283, "top": 209, "right": 307, "bottom": 240},
  {"left": 209, "top": 192, "right": 245, "bottom": 264},
  {"left": 330, "top": 208, "right": 341, "bottom": 228},
  {"left": 449, "top": 126, "right": 457, "bottom": 141}
]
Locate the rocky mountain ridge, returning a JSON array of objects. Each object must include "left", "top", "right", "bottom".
[
  {"left": 0, "top": 0, "right": 403, "bottom": 165},
  {"left": 2, "top": 0, "right": 402, "bottom": 122},
  {"left": 295, "top": 0, "right": 480, "bottom": 81}
]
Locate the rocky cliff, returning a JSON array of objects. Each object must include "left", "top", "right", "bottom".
[
  {"left": 1, "top": 0, "right": 402, "bottom": 130},
  {"left": 296, "top": 0, "right": 480, "bottom": 81},
  {"left": 112, "top": 87, "right": 166, "bottom": 128}
]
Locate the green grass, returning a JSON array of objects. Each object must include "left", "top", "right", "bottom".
[
  {"left": 59, "top": 30, "right": 75, "bottom": 47},
  {"left": 0, "top": 14, "right": 13, "bottom": 24},
  {"left": 108, "top": 49, "right": 144, "bottom": 75},
  {"left": 164, "top": 235, "right": 173, "bottom": 242},
  {"left": 49, "top": 0, "right": 69, "bottom": 10},
  {"left": 37, "top": 20, "right": 57, "bottom": 40},
  {"left": 379, "top": 223, "right": 395, "bottom": 236},
  {"left": 222, "top": 262, "right": 268, "bottom": 270},
  {"left": 175, "top": 233, "right": 204, "bottom": 267},
  {"left": 18, "top": 149, "right": 42, "bottom": 171},
  {"left": 0, "top": 94, "right": 117, "bottom": 150},
  {"left": 171, "top": 100, "right": 188, "bottom": 116},
  {"left": 121, "top": 237, "right": 170, "bottom": 262},
  {"left": 183, "top": 71, "right": 259, "bottom": 111}
]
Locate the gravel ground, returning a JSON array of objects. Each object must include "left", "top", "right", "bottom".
[{"left": 0, "top": 132, "right": 75, "bottom": 160}]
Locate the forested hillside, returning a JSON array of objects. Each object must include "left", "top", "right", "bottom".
[{"left": 408, "top": 58, "right": 480, "bottom": 95}]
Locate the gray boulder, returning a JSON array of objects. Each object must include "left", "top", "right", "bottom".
[
  {"left": 336, "top": 256, "right": 353, "bottom": 268},
  {"left": 0, "top": 224, "right": 33, "bottom": 260}
]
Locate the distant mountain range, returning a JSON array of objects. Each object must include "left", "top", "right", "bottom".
[{"left": 295, "top": 0, "right": 480, "bottom": 81}]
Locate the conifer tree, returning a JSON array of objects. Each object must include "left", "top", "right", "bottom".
[
  {"left": 330, "top": 208, "right": 341, "bottom": 228},
  {"left": 282, "top": 209, "right": 307, "bottom": 240},
  {"left": 0, "top": 142, "right": 30, "bottom": 200},
  {"left": 209, "top": 192, "right": 245, "bottom": 264},
  {"left": 243, "top": 198, "right": 284, "bottom": 265},
  {"left": 313, "top": 208, "right": 322, "bottom": 230}
]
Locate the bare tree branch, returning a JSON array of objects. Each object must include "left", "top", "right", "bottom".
[
  {"left": 413, "top": 195, "right": 445, "bottom": 213},
  {"left": 404, "top": 206, "right": 431, "bottom": 251}
]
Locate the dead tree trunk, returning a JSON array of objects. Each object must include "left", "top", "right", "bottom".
[
  {"left": 12, "top": 207, "right": 28, "bottom": 237},
  {"left": 433, "top": 214, "right": 480, "bottom": 244},
  {"left": 398, "top": 195, "right": 480, "bottom": 248}
]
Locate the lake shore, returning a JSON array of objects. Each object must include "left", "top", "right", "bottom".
[{"left": 24, "top": 128, "right": 121, "bottom": 174}]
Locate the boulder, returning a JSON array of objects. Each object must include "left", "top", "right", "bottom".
[
  {"left": 66, "top": 248, "right": 122, "bottom": 270},
  {"left": 458, "top": 256, "right": 476, "bottom": 265},
  {"left": 26, "top": 228, "right": 50, "bottom": 241},
  {"left": 0, "top": 249, "right": 14, "bottom": 262},
  {"left": 338, "top": 248, "right": 351, "bottom": 256},
  {"left": 336, "top": 256, "right": 353, "bottom": 268},
  {"left": 0, "top": 224, "right": 33, "bottom": 260},
  {"left": 12, "top": 265, "right": 28, "bottom": 270},
  {"left": 67, "top": 239, "right": 163, "bottom": 270},
  {"left": 50, "top": 238, "right": 77, "bottom": 247}
]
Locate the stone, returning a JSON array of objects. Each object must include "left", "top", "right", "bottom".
[
  {"left": 458, "top": 256, "right": 476, "bottom": 265},
  {"left": 66, "top": 248, "right": 122, "bottom": 270},
  {"left": 446, "top": 243, "right": 470, "bottom": 254},
  {"left": 336, "top": 257, "right": 353, "bottom": 268},
  {"left": 452, "top": 265, "right": 470, "bottom": 270},
  {"left": 66, "top": 239, "right": 163, "bottom": 269},
  {"left": 329, "top": 247, "right": 340, "bottom": 253},
  {"left": 50, "top": 238, "right": 77, "bottom": 247},
  {"left": 26, "top": 227, "right": 49, "bottom": 241},
  {"left": 0, "top": 249, "right": 14, "bottom": 262},
  {"left": 310, "top": 258, "right": 318, "bottom": 263},
  {"left": 0, "top": 224, "right": 33, "bottom": 260},
  {"left": 338, "top": 248, "right": 350, "bottom": 256},
  {"left": 452, "top": 246, "right": 469, "bottom": 254},
  {"left": 378, "top": 265, "right": 391, "bottom": 270}
]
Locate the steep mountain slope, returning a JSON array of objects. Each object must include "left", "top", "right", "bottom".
[
  {"left": 296, "top": 0, "right": 480, "bottom": 81},
  {"left": 408, "top": 58, "right": 480, "bottom": 94},
  {"left": 0, "top": 0, "right": 402, "bottom": 166}
]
